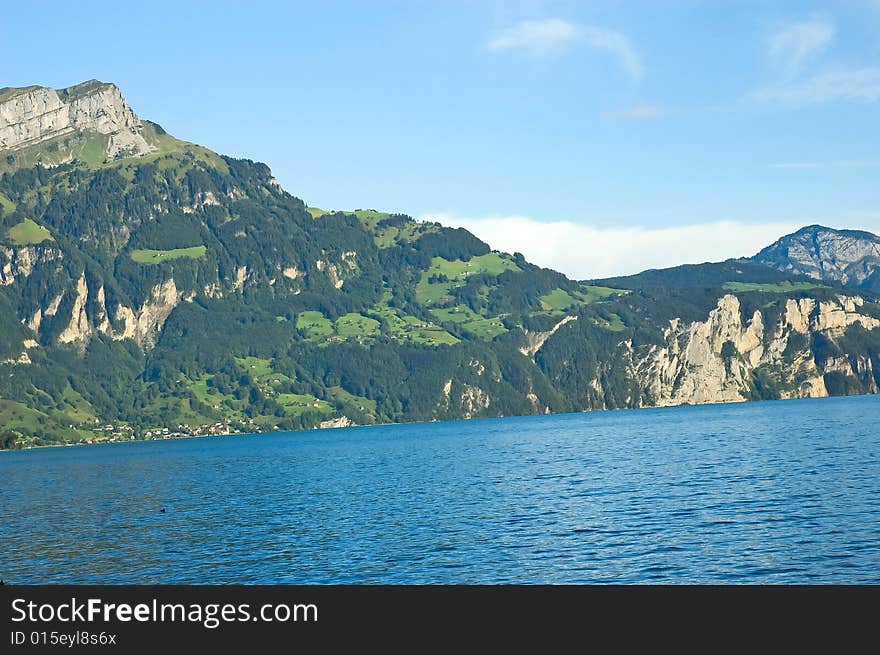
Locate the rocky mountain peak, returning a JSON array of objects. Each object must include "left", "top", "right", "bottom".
[
  {"left": 0, "top": 79, "right": 157, "bottom": 165},
  {"left": 750, "top": 225, "right": 880, "bottom": 291}
]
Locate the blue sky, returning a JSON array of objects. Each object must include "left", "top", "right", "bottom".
[{"left": 2, "top": 1, "right": 879, "bottom": 276}]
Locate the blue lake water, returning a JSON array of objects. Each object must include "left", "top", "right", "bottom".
[{"left": 1, "top": 395, "right": 879, "bottom": 584}]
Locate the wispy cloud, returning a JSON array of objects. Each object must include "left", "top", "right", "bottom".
[
  {"left": 750, "top": 67, "right": 880, "bottom": 106},
  {"left": 767, "top": 18, "right": 834, "bottom": 77},
  {"left": 748, "top": 18, "right": 880, "bottom": 108},
  {"left": 419, "top": 214, "right": 801, "bottom": 279},
  {"left": 767, "top": 160, "right": 880, "bottom": 169},
  {"left": 579, "top": 25, "right": 643, "bottom": 81},
  {"left": 487, "top": 19, "right": 643, "bottom": 80},
  {"left": 604, "top": 105, "right": 668, "bottom": 119},
  {"left": 487, "top": 18, "right": 580, "bottom": 55}
]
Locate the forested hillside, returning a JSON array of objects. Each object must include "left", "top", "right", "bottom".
[{"left": 2, "top": 81, "right": 880, "bottom": 448}]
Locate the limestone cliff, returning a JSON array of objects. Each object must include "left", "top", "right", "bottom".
[
  {"left": 57, "top": 275, "right": 92, "bottom": 344},
  {"left": 38, "top": 275, "right": 181, "bottom": 347},
  {"left": 0, "top": 80, "right": 156, "bottom": 165},
  {"left": 103, "top": 278, "right": 182, "bottom": 347},
  {"left": 0, "top": 245, "right": 63, "bottom": 286},
  {"left": 624, "top": 294, "right": 880, "bottom": 407},
  {"left": 520, "top": 315, "right": 577, "bottom": 358},
  {"left": 316, "top": 251, "right": 358, "bottom": 289}
]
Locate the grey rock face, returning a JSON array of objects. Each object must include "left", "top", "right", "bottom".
[
  {"left": 0, "top": 80, "right": 155, "bottom": 161},
  {"left": 751, "top": 225, "right": 880, "bottom": 291}
]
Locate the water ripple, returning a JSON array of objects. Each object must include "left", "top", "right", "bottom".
[{"left": 1, "top": 395, "right": 879, "bottom": 583}]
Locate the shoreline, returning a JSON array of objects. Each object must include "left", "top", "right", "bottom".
[{"left": 1, "top": 392, "right": 876, "bottom": 453}]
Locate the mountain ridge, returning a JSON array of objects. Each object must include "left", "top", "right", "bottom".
[
  {"left": 1, "top": 80, "right": 879, "bottom": 449},
  {"left": 749, "top": 224, "right": 880, "bottom": 292}
]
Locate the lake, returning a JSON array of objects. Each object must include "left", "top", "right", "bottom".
[{"left": 1, "top": 396, "right": 879, "bottom": 584}]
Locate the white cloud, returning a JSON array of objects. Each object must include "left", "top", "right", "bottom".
[
  {"left": 767, "top": 18, "right": 834, "bottom": 77},
  {"left": 579, "top": 25, "right": 644, "bottom": 81},
  {"left": 487, "top": 18, "right": 580, "bottom": 54},
  {"left": 748, "top": 18, "right": 880, "bottom": 108},
  {"left": 418, "top": 215, "right": 802, "bottom": 279},
  {"left": 604, "top": 105, "right": 667, "bottom": 119},
  {"left": 750, "top": 67, "right": 880, "bottom": 106},
  {"left": 487, "top": 19, "right": 643, "bottom": 80}
]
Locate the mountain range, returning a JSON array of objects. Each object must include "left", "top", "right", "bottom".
[{"left": 1, "top": 80, "right": 879, "bottom": 448}]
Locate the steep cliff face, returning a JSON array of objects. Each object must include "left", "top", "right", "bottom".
[
  {"left": 520, "top": 315, "right": 577, "bottom": 358},
  {"left": 0, "top": 80, "right": 156, "bottom": 164},
  {"left": 57, "top": 275, "right": 92, "bottom": 344},
  {"left": 30, "top": 273, "right": 181, "bottom": 347},
  {"left": 626, "top": 294, "right": 880, "bottom": 406},
  {"left": 752, "top": 225, "right": 880, "bottom": 291},
  {"left": 107, "top": 278, "right": 182, "bottom": 346},
  {"left": 0, "top": 245, "right": 63, "bottom": 286},
  {"left": 432, "top": 288, "right": 875, "bottom": 417},
  {"left": 315, "top": 251, "right": 358, "bottom": 290}
]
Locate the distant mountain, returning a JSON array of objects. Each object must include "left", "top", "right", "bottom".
[
  {"left": 750, "top": 225, "right": 880, "bottom": 292},
  {"left": 1, "top": 81, "right": 879, "bottom": 448}
]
